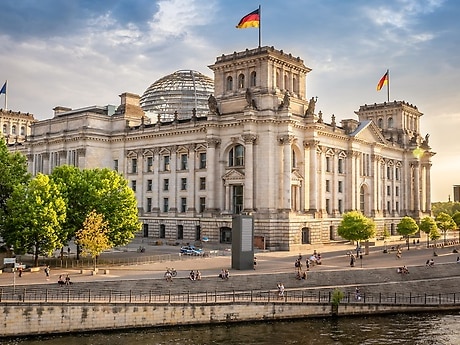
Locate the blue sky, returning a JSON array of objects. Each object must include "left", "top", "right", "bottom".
[{"left": 0, "top": 0, "right": 458, "bottom": 202}]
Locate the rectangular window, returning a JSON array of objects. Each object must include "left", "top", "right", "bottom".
[
  {"left": 395, "top": 186, "right": 399, "bottom": 197},
  {"left": 114, "top": 159, "right": 119, "bottom": 172},
  {"left": 396, "top": 201, "right": 399, "bottom": 212},
  {"left": 199, "top": 177, "right": 206, "bottom": 190},
  {"left": 163, "top": 198, "right": 169, "bottom": 212},
  {"left": 181, "top": 178, "right": 187, "bottom": 190},
  {"left": 338, "top": 180, "right": 343, "bottom": 193},
  {"left": 387, "top": 185, "right": 391, "bottom": 196},
  {"left": 164, "top": 155, "right": 170, "bottom": 171},
  {"left": 163, "top": 178, "right": 169, "bottom": 191},
  {"left": 147, "top": 179, "right": 152, "bottom": 192},
  {"left": 326, "top": 157, "right": 331, "bottom": 172},
  {"left": 131, "top": 158, "right": 137, "bottom": 173},
  {"left": 131, "top": 180, "right": 137, "bottom": 192},
  {"left": 177, "top": 225, "right": 184, "bottom": 240},
  {"left": 338, "top": 158, "right": 343, "bottom": 174},
  {"left": 180, "top": 154, "right": 188, "bottom": 170},
  {"left": 146, "top": 197, "right": 152, "bottom": 212},
  {"left": 395, "top": 167, "right": 400, "bottom": 180},
  {"left": 387, "top": 166, "right": 391, "bottom": 179},
  {"left": 181, "top": 197, "right": 187, "bottom": 213},
  {"left": 387, "top": 200, "right": 391, "bottom": 211},
  {"left": 146, "top": 157, "right": 153, "bottom": 172},
  {"left": 199, "top": 152, "right": 207, "bottom": 169},
  {"left": 199, "top": 197, "right": 206, "bottom": 213},
  {"left": 325, "top": 180, "right": 330, "bottom": 192},
  {"left": 338, "top": 199, "right": 343, "bottom": 214},
  {"left": 325, "top": 198, "right": 330, "bottom": 214}
]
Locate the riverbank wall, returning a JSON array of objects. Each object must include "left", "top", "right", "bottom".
[{"left": 2, "top": 301, "right": 460, "bottom": 337}]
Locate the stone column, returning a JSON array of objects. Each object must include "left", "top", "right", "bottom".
[
  {"left": 412, "top": 161, "right": 421, "bottom": 213},
  {"left": 307, "top": 140, "right": 318, "bottom": 213},
  {"left": 206, "top": 138, "right": 221, "bottom": 212},
  {"left": 424, "top": 163, "right": 432, "bottom": 213},
  {"left": 242, "top": 133, "right": 257, "bottom": 212},
  {"left": 278, "top": 135, "right": 295, "bottom": 211},
  {"left": 187, "top": 144, "right": 196, "bottom": 212},
  {"left": 169, "top": 146, "right": 177, "bottom": 212}
]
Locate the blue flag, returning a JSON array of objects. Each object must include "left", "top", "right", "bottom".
[{"left": 0, "top": 82, "right": 6, "bottom": 95}]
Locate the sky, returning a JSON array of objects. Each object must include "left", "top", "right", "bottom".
[{"left": 0, "top": 0, "right": 458, "bottom": 202}]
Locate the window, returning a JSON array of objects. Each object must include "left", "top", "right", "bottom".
[
  {"left": 301, "top": 227, "right": 310, "bottom": 244},
  {"left": 238, "top": 73, "right": 245, "bottom": 88},
  {"left": 199, "top": 197, "right": 206, "bottom": 213},
  {"left": 146, "top": 156, "right": 153, "bottom": 172},
  {"left": 20, "top": 126, "right": 25, "bottom": 136},
  {"left": 177, "top": 225, "right": 184, "bottom": 240},
  {"left": 325, "top": 180, "right": 330, "bottom": 192},
  {"left": 146, "top": 197, "right": 152, "bottom": 212},
  {"left": 163, "top": 178, "right": 169, "bottom": 191},
  {"left": 199, "top": 152, "right": 206, "bottom": 169},
  {"left": 378, "top": 118, "right": 383, "bottom": 128},
  {"left": 292, "top": 150, "right": 297, "bottom": 169},
  {"left": 2, "top": 124, "right": 7, "bottom": 134},
  {"left": 195, "top": 226, "right": 201, "bottom": 241},
  {"left": 131, "top": 158, "right": 137, "bottom": 173},
  {"left": 180, "top": 154, "right": 188, "bottom": 170},
  {"left": 159, "top": 224, "right": 166, "bottom": 238},
  {"left": 387, "top": 200, "right": 391, "bottom": 211},
  {"left": 131, "top": 180, "right": 137, "bottom": 192},
  {"left": 113, "top": 159, "right": 119, "bottom": 172},
  {"left": 11, "top": 125, "right": 16, "bottom": 135},
  {"left": 338, "top": 180, "right": 343, "bottom": 193},
  {"left": 387, "top": 166, "right": 391, "bottom": 179},
  {"left": 163, "top": 155, "right": 170, "bottom": 171},
  {"left": 181, "top": 178, "right": 187, "bottom": 190},
  {"left": 250, "top": 71, "right": 256, "bottom": 86},
  {"left": 228, "top": 144, "right": 244, "bottom": 167},
  {"left": 181, "top": 197, "right": 187, "bottom": 213},
  {"left": 147, "top": 179, "right": 152, "bottom": 191},
  {"left": 388, "top": 117, "right": 393, "bottom": 128},
  {"left": 396, "top": 201, "right": 399, "bottom": 212},
  {"left": 387, "top": 185, "right": 391, "bottom": 196},
  {"left": 326, "top": 198, "right": 331, "bottom": 214},
  {"left": 395, "top": 167, "right": 400, "bottom": 180},
  {"left": 325, "top": 157, "right": 331, "bottom": 172},
  {"left": 232, "top": 185, "right": 244, "bottom": 214},
  {"left": 396, "top": 186, "right": 399, "bottom": 196},
  {"left": 226, "top": 76, "right": 233, "bottom": 91},
  {"left": 199, "top": 177, "right": 206, "bottom": 190},
  {"left": 338, "top": 158, "right": 344, "bottom": 174},
  {"left": 163, "top": 198, "right": 169, "bottom": 212},
  {"left": 338, "top": 199, "right": 343, "bottom": 214}
]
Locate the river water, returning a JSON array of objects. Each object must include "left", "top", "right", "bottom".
[{"left": 4, "top": 312, "right": 460, "bottom": 345}]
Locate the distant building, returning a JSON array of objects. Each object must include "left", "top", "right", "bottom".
[
  {"left": 13, "top": 46, "right": 435, "bottom": 251},
  {"left": 0, "top": 108, "right": 35, "bottom": 145},
  {"left": 454, "top": 185, "right": 460, "bottom": 202}
]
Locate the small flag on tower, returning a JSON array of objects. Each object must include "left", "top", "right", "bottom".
[
  {"left": 236, "top": 9, "right": 260, "bottom": 29},
  {"left": 0, "top": 81, "right": 6, "bottom": 95},
  {"left": 376, "top": 71, "right": 389, "bottom": 91}
]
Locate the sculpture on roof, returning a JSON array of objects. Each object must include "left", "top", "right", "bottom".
[
  {"left": 305, "top": 96, "right": 317, "bottom": 117},
  {"left": 208, "top": 94, "right": 219, "bottom": 115}
]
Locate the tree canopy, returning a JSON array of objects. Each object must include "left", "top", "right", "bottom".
[
  {"left": 2, "top": 174, "right": 66, "bottom": 266},
  {"left": 419, "top": 216, "right": 438, "bottom": 247},
  {"left": 397, "top": 217, "right": 419, "bottom": 237},
  {"left": 435, "top": 212, "right": 457, "bottom": 243},
  {"left": 337, "top": 211, "right": 376, "bottom": 242}
]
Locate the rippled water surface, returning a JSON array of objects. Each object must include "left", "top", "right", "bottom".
[{"left": 5, "top": 312, "right": 460, "bottom": 345}]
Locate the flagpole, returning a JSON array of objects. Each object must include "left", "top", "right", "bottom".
[
  {"left": 3, "top": 80, "right": 6, "bottom": 110},
  {"left": 258, "top": 5, "right": 261, "bottom": 48},
  {"left": 386, "top": 69, "right": 390, "bottom": 102}
]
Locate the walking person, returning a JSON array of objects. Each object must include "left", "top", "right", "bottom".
[{"left": 44, "top": 265, "right": 50, "bottom": 280}]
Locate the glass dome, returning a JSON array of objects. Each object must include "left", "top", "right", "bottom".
[{"left": 140, "top": 70, "right": 214, "bottom": 122}]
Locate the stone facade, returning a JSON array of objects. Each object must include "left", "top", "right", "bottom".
[
  {"left": 0, "top": 108, "right": 35, "bottom": 145},
  {"left": 15, "top": 46, "right": 434, "bottom": 250}
]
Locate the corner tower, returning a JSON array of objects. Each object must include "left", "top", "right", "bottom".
[{"left": 208, "top": 46, "right": 312, "bottom": 116}]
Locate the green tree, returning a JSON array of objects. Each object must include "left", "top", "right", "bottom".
[
  {"left": 75, "top": 210, "right": 112, "bottom": 270},
  {"left": 51, "top": 166, "right": 141, "bottom": 252},
  {"left": 432, "top": 201, "right": 460, "bottom": 217},
  {"left": 0, "top": 138, "right": 31, "bottom": 225},
  {"left": 2, "top": 174, "right": 66, "bottom": 266},
  {"left": 396, "top": 216, "right": 419, "bottom": 250},
  {"left": 435, "top": 212, "right": 456, "bottom": 244},
  {"left": 338, "top": 211, "right": 376, "bottom": 244},
  {"left": 452, "top": 211, "right": 460, "bottom": 241},
  {"left": 419, "top": 216, "right": 437, "bottom": 248}
]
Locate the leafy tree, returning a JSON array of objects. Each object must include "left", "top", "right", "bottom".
[
  {"left": 338, "top": 211, "right": 376, "bottom": 245},
  {"left": 435, "top": 212, "right": 456, "bottom": 244},
  {"left": 75, "top": 210, "right": 112, "bottom": 270},
  {"left": 419, "top": 217, "right": 437, "bottom": 248},
  {"left": 396, "top": 216, "right": 419, "bottom": 250},
  {"left": 51, "top": 166, "right": 141, "bottom": 254},
  {"left": 452, "top": 211, "right": 460, "bottom": 241},
  {"left": 2, "top": 174, "right": 66, "bottom": 266},
  {"left": 432, "top": 202, "right": 460, "bottom": 217},
  {"left": 0, "top": 138, "right": 31, "bottom": 227}
]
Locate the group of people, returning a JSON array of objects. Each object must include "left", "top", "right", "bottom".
[
  {"left": 218, "top": 269, "right": 230, "bottom": 280},
  {"left": 425, "top": 259, "right": 435, "bottom": 267},
  {"left": 189, "top": 270, "right": 202, "bottom": 281},
  {"left": 58, "top": 274, "right": 72, "bottom": 286},
  {"left": 397, "top": 266, "right": 409, "bottom": 274}
]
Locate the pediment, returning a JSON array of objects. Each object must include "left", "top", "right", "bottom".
[
  {"left": 291, "top": 169, "right": 303, "bottom": 182},
  {"left": 351, "top": 120, "right": 386, "bottom": 144},
  {"left": 223, "top": 169, "right": 245, "bottom": 181}
]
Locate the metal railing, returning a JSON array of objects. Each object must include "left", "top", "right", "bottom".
[{"left": 2, "top": 287, "right": 460, "bottom": 307}]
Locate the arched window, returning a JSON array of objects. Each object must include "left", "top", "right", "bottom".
[
  {"left": 292, "top": 149, "right": 297, "bottom": 169},
  {"left": 388, "top": 117, "right": 393, "bottom": 128},
  {"left": 238, "top": 73, "right": 245, "bottom": 88},
  {"left": 226, "top": 76, "right": 233, "bottom": 91},
  {"left": 284, "top": 74, "right": 288, "bottom": 90},
  {"left": 276, "top": 71, "right": 280, "bottom": 88},
  {"left": 20, "top": 126, "right": 25, "bottom": 135},
  {"left": 378, "top": 118, "right": 383, "bottom": 128},
  {"left": 293, "top": 77, "right": 298, "bottom": 93},
  {"left": 228, "top": 144, "right": 245, "bottom": 167},
  {"left": 250, "top": 71, "right": 257, "bottom": 87},
  {"left": 11, "top": 125, "right": 16, "bottom": 135},
  {"left": 2, "top": 124, "right": 7, "bottom": 134}
]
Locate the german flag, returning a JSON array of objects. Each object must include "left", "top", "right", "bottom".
[
  {"left": 236, "top": 9, "right": 260, "bottom": 29},
  {"left": 377, "top": 71, "right": 389, "bottom": 91}
]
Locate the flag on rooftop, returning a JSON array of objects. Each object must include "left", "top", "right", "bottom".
[
  {"left": 377, "top": 71, "right": 389, "bottom": 91},
  {"left": 236, "top": 9, "right": 260, "bottom": 29},
  {"left": 0, "top": 81, "right": 6, "bottom": 95}
]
